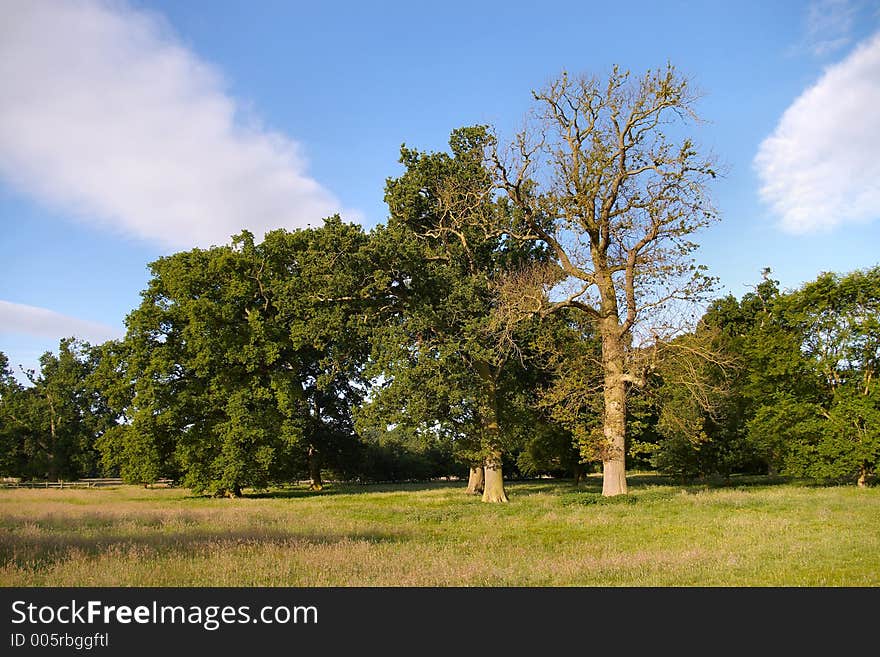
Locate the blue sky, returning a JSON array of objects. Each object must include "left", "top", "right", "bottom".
[{"left": 2, "top": 0, "right": 880, "bottom": 377}]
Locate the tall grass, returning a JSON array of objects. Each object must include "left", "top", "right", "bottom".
[{"left": 1, "top": 475, "right": 877, "bottom": 586}]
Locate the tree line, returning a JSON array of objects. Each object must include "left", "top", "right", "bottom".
[{"left": 1, "top": 67, "right": 877, "bottom": 499}]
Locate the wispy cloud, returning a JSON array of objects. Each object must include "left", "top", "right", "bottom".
[
  {"left": 0, "top": 300, "right": 122, "bottom": 344},
  {"left": 754, "top": 31, "right": 880, "bottom": 234},
  {"left": 803, "top": 0, "right": 860, "bottom": 56},
  {"left": 0, "top": 0, "right": 347, "bottom": 250}
]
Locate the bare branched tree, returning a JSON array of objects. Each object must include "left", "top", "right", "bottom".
[{"left": 485, "top": 66, "right": 720, "bottom": 495}]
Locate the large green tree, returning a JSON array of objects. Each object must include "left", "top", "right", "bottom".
[
  {"left": 368, "top": 126, "right": 551, "bottom": 502},
  {"left": 101, "top": 219, "right": 372, "bottom": 496}
]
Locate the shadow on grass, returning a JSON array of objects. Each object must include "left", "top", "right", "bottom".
[
  {"left": 0, "top": 526, "right": 400, "bottom": 572},
  {"left": 164, "top": 473, "right": 829, "bottom": 505},
  {"left": 619, "top": 472, "right": 800, "bottom": 490},
  {"left": 245, "top": 479, "right": 467, "bottom": 499},
  {"left": 546, "top": 472, "right": 812, "bottom": 506},
  {"left": 241, "top": 473, "right": 800, "bottom": 501}
]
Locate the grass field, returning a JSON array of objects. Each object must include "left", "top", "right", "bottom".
[{"left": 1, "top": 474, "right": 878, "bottom": 586}]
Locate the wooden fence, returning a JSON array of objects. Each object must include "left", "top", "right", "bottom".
[{"left": 0, "top": 477, "right": 175, "bottom": 489}]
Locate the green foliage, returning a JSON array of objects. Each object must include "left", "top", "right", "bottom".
[
  {"left": 0, "top": 340, "right": 114, "bottom": 480},
  {"left": 530, "top": 312, "right": 603, "bottom": 464},
  {"left": 756, "top": 268, "right": 880, "bottom": 483},
  {"left": 363, "top": 126, "right": 556, "bottom": 480},
  {"left": 815, "top": 385, "right": 880, "bottom": 482},
  {"left": 0, "top": 352, "right": 25, "bottom": 476},
  {"left": 516, "top": 421, "right": 581, "bottom": 479},
  {"left": 652, "top": 266, "right": 880, "bottom": 485},
  {"left": 344, "top": 423, "right": 462, "bottom": 483},
  {"left": 98, "top": 219, "right": 373, "bottom": 495},
  {"left": 650, "top": 326, "right": 756, "bottom": 480}
]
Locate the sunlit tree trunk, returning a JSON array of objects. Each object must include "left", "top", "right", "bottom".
[
  {"left": 482, "top": 450, "right": 508, "bottom": 503},
  {"left": 477, "top": 362, "right": 508, "bottom": 503},
  {"left": 600, "top": 318, "right": 628, "bottom": 496},
  {"left": 465, "top": 465, "right": 484, "bottom": 494}
]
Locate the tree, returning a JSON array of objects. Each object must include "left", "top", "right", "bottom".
[
  {"left": 0, "top": 352, "right": 26, "bottom": 476},
  {"left": 771, "top": 268, "right": 880, "bottom": 485},
  {"left": 261, "top": 219, "right": 375, "bottom": 489},
  {"left": 102, "top": 219, "right": 372, "bottom": 496},
  {"left": 650, "top": 322, "right": 755, "bottom": 481},
  {"left": 697, "top": 273, "right": 812, "bottom": 476},
  {"left": 90, "top": 338, "right": 152, "bottom": 482},
  {"left": 0, "top": 339, "right": 111, "bottom": 480},
  {"left": 371, "top": 126, "right": 551, "bottom": 501},
  {"left": 670, "top": 267, "right": 880, "bottom": 486},
  {"left": 486, "top": 66, "right": 718, "bottom": 495}
]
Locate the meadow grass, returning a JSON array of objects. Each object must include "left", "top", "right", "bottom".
[{"left": 1, "top": 474, "right": 878, "bottom": 586}]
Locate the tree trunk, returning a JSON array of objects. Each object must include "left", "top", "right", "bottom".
[
  {"left": 600, "top": 321, "right": 628, "bottom": 496},
  {"left": 308, "top": 446, "right": 323, "bottom": 491},
  {"left": 573, "top": 462, "right": 584, "bottom": 487},
  {"left": 482, "top": 451, "right": 508, "bottom": 503},
  {"left": 465, "top": 466, "right": 484, "bottom": 494},
  {"left": 857, "top": 463, "right": 869, "bottom": 488},
  {"left": 476, "top": 360, "right": 508, "bottom": 503}
]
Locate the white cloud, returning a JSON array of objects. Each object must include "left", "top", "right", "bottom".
[
  {"left": 754, "top": 31, "right": 880, "bottom": 234},
  {"left": 0, "top": 0, "right": 346, "bottom": 250},
  {"left": 0, "top": 300, "right": 122, "bottom": 344}
]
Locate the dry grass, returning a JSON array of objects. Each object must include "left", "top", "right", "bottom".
[{"left": 1, "top": 476, "right": 878, "bottom": 586}]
